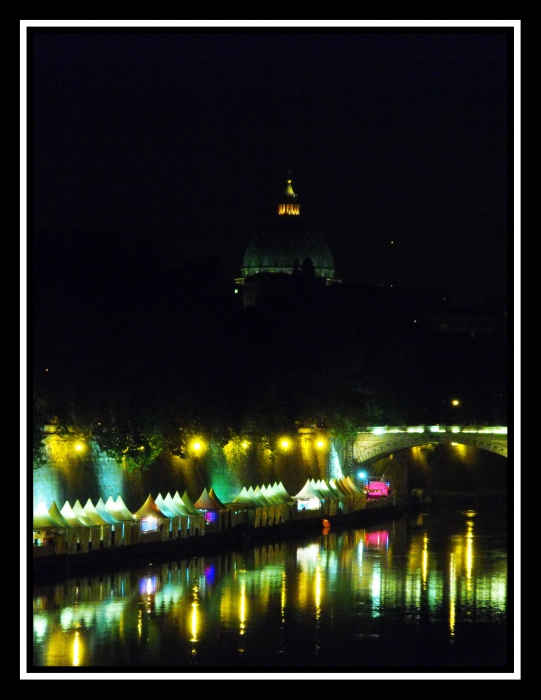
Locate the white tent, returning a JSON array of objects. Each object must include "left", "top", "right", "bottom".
[
  {"left": 60, "top": 501, "right": 89, "bottom": 527},
  {"left": 156, "top": 493, "right": 183, "bottom": 518},
  {"left": 33, "top": 500, "right": 70, "bottom": 529},
  {"left": 173, "top": 491, "right": 200, "bottom": 516},
  {"left": 72, "top": 499, "right": 99, "bottom": 526},
  {"left": 90, "top": 497, "right": 120, "bottom": 524},
  {"left": 293, "top": 479, "right": 323, "bottom": 500},
  {"left": 104, "top": 496, "right": 136, "bottom": 521},
  {"left": 164, "top": 492, "right": 190, "bottom": 517}
]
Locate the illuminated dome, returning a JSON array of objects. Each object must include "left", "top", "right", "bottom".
[{"left": 241, "top": 175, "right": 335, "bottom": 280}]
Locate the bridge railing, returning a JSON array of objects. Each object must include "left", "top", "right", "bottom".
[{"left": 364, "top": 426, "right": 507, "bottom": 436}]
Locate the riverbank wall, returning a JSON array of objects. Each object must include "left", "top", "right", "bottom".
[{"left": 31, "top": 498, "right": 422, "bottom": 583}]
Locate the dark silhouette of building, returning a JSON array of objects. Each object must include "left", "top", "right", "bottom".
[{"left": 236, "top": 174, "right": 337, "bottom": 307}]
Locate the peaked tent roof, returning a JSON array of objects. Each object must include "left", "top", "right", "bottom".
[
  {"left": 48, "top": 500, "right": 72, "bottom": 527},
  {"left": 208, "top": 488, "right": 227, "bottom": 509},
  {"left": 33, "top": 500, "right": 70, "bottom": 529},
  {"left": 114, "top": 495, "right": 137, "bottom": 520},
  {"left": 155, "top": 493, "right": 177, "bottom": 517},
  {"left": 330, "top": 479, "right": 350, "bottom": 496},
  {"left": 174, "top": 491, "right": 200, "bottom": 515},
  {"left": 326, "top": 480, "right": 345, "bottom": 498},
  {"left": 253, "top": 486, "right": 274, "bottom": 507},
  {"left": 293, "top": 479, "right": 322, "bottom": 500},
  {"left": 194, "top": 488, "right": 221, "bottom": 511},
  {"left": 345, "top": 476, "right": 364, "bottom": 495},
  {"left": 60, "top": 501, "right": 89, "bottom": 527},
  {"left": 274, "top": 482, "right": 295, "bottom": 503},
  {"left": 308, "top": 480, "right": 328, "bottom": 499},
  {"left": 92, "top": 497, "right": 121, "bottom": 524},
  {"left": 261, "top": 485, "right": 283, "bottom": 505},
  {"left": 246, "top": 486, "right": 270, "bottom": 507},
  {"left": 233, "top": 486, "right": 254, "bottom": 505},
  {"left": 314, "top": 480, "right": 334, "bottom": 498},
  {"left": 134, "top": 494, "right": 169, "bottom": 519},
  {"left": 162, "top": 493, "right": 188, "bottom": 517},
  {"left": 72, "top": 499, "right": 99, "bottom": 526},
  {"left": 104, "top": 496, "right": 136, "bottom": 521},
  {"left": 169, "top": 492, "right": 193, "bottom": 516}
]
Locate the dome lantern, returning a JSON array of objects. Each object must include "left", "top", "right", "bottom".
[
  {"left": 278, "top": 173, "right": 300, "bottom": 216},
  {"left": 240, "top": 173, "right": 335, "bottom": 281}
]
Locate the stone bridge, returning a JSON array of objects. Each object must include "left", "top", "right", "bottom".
[{"left": 353, "top": 426, "right": 507, "bottom": 465}]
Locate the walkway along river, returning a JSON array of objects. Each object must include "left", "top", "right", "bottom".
[
  {"left": 29, "top": 494, "right": 513, "bottom": 675},
  {"left": 32, "top": 489, "right": 415, "bottom": 583}
]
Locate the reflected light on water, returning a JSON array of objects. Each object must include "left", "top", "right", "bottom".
[
  {"left": 239, "top": 581, "right": 247, "bottom": 635},
  {"left": 72, "top": 630, "right": 82, "bottom": 666},
  {"left": 33, "top": 615, "right": 47, "bottom": 641},
  {"left": 137, "top": 609, "right": 142, "bottom": 639},
  {"left": 32, "top": 501, "right": 510, "bottom": 670},
  {"left": 422, "top": 533, "right": 429, "bottom": 590},
  {"left": 281, "top": 571, "right": 286, "bottom": 623},
  {"left": 466, "top": 520, "right": 474, "bottom": 587},
  {"left": 371, "top": 561, "right": 381, "bottom": 617},
  {"left": 190, "top": 584, "right": 199, "bottom": 643},
  {"left": 449, "top": 553, "right": 456, "bottom": 638},
  {"left": 315, "top": 566, "right": 322, "bottom": 620}
]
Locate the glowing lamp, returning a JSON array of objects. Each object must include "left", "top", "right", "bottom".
[{"left": 280, "top": 439, "right": 290, "bottom": 450}]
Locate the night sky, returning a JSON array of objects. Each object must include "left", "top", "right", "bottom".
[{"left": 28, "top": 22, "right": 513, "bottom": 304}]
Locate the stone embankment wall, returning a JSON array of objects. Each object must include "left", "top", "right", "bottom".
[{"left": 33, "top": 429, "right": 333, "bottom": 512}]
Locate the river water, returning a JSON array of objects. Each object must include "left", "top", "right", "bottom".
[{"left": 26, "top": 496, "right": 517, "bottom": 679}]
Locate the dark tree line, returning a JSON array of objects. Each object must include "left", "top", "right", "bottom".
[{"left": 32, "top": 230, "right": 508, "bottom": 469}]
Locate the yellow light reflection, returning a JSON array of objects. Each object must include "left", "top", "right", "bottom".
[
  {"left": 449, "top": 554, "right": 456, "bottom": 637},
  {"left": 316, "top": 439, "right": 325, "bottom": 449},
  {"left": 281, "top": 571, "right": 286, "bottom": 623},
  {"left": 72, "top": 630, "right": 82, "bottom": 666},
  {"left": 422, "top": 533, "right": 429, "bottom": 590},
  {"left": 315, "top": 567, "right": 322, "bottom": 620},
  {"left": 190, "top": 585, "right": 199, "bottom": 643},
  {"left": 239, "top": 581, "right": 247, "bottom": 635},
  {"left": 466, "top": 520, "right": 474, "bottom": 589}
]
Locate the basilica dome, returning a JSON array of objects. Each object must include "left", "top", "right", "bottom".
[{"left": 240, "top": 176, "right": 335, "bottom": 281}]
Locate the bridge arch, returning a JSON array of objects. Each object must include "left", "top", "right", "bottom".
[{"left": 352, "top": 426, "right": 507, "bottom": 466}]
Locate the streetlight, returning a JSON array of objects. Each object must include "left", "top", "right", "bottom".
[{"left": 190, "top": 438, "right": 206, "bottom": 455}]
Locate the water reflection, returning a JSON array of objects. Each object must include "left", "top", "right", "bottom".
[{"left": 31, "top": 501, "right": 509, "bottom": 671}]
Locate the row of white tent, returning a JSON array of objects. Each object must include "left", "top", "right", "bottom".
[{"left": 33, "top": 477, "right": 367, "bottom": 531}]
